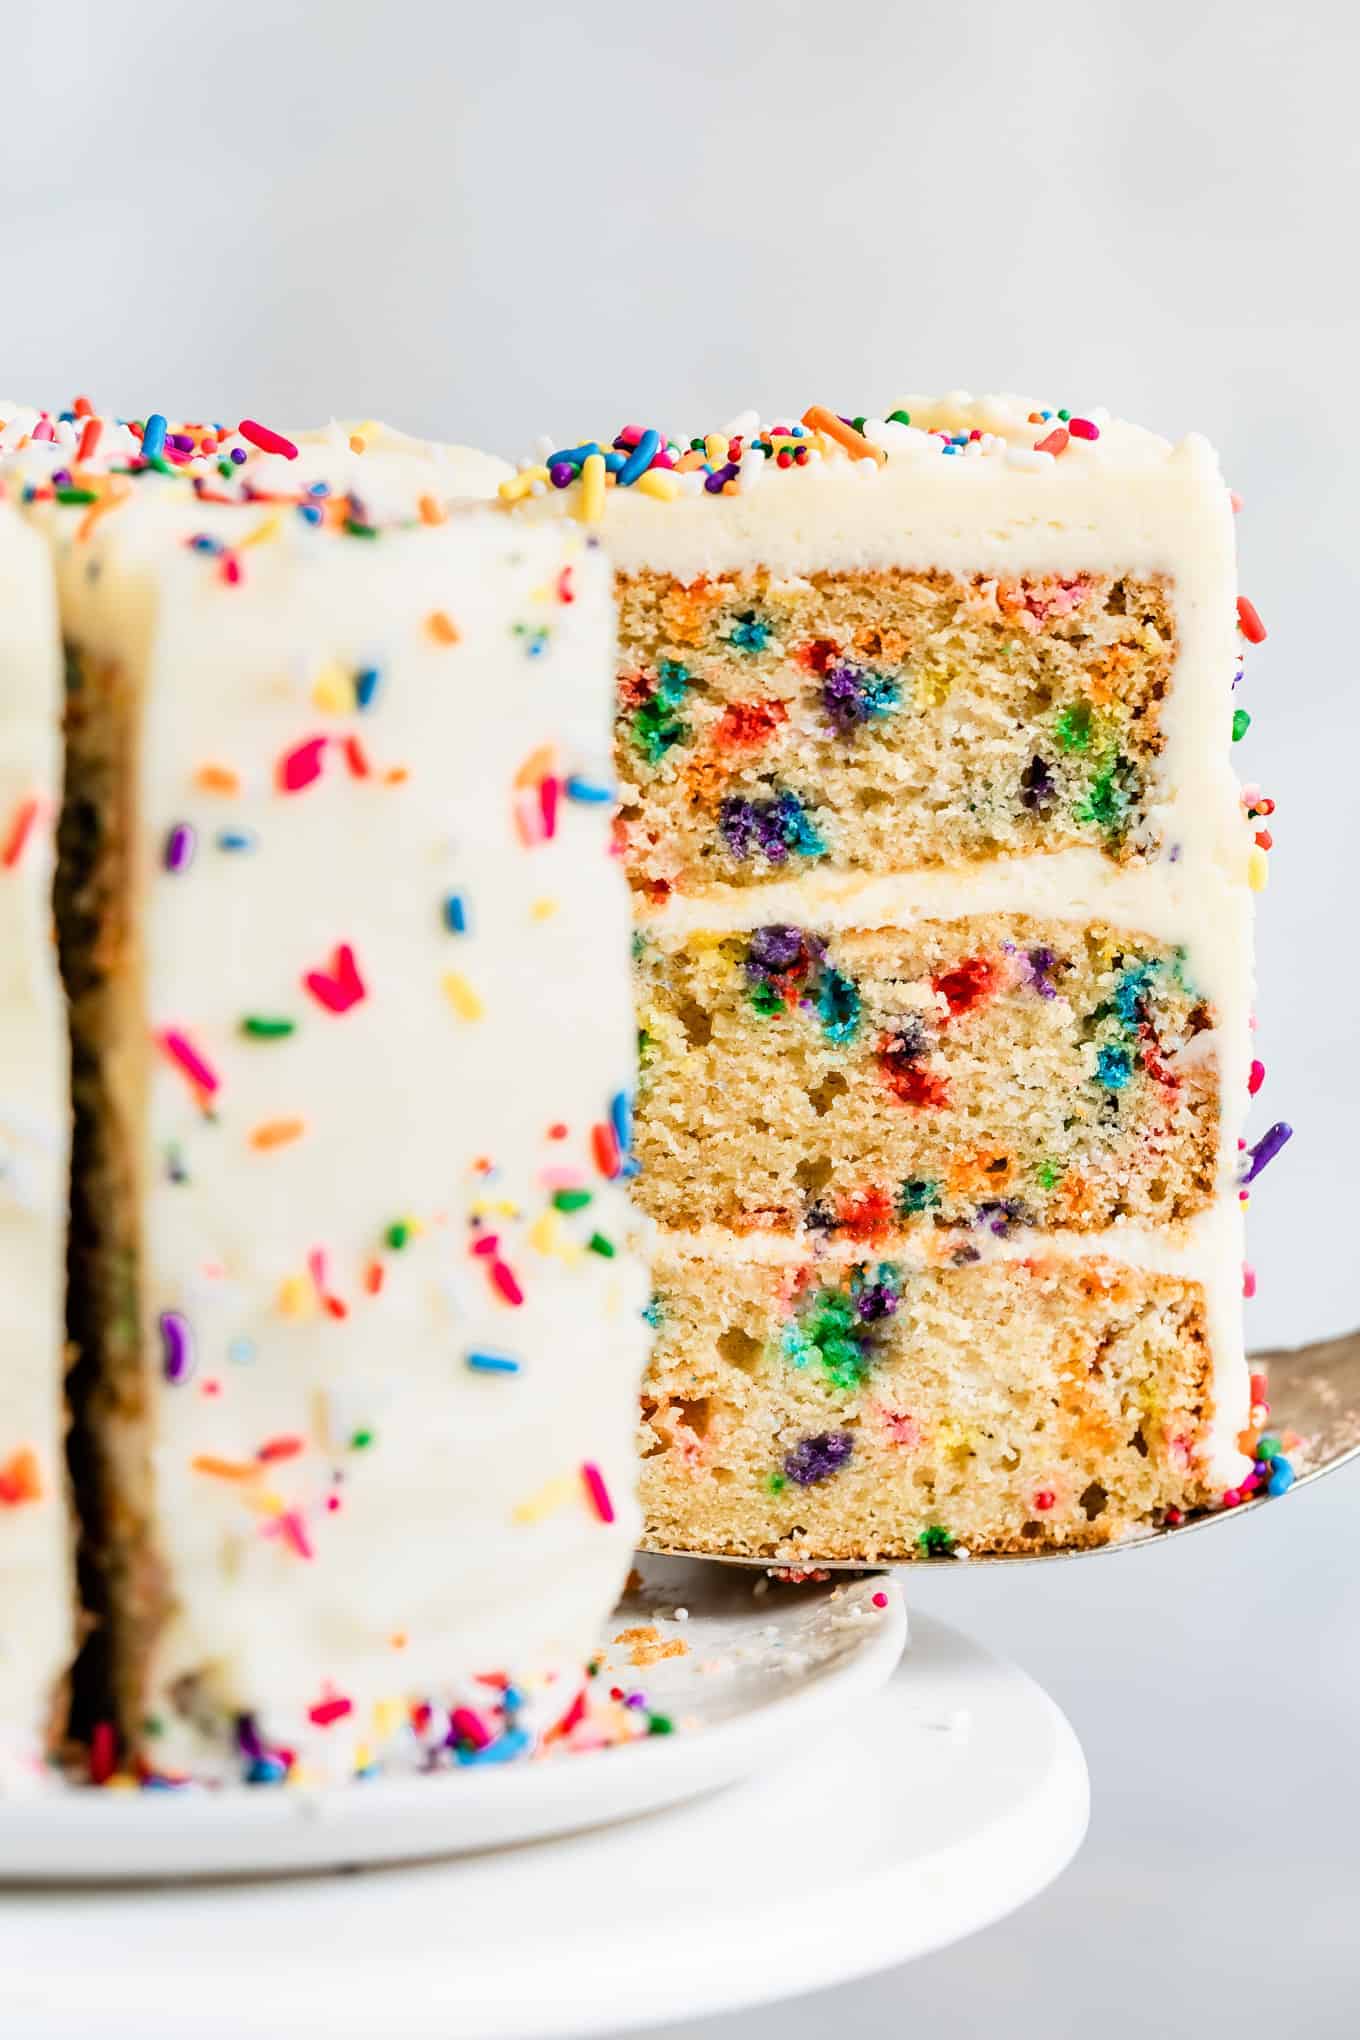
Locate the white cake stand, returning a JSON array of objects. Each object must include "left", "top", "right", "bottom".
[{"left": 2, "top": 1610, "right": 1087, "bottom": 2040}]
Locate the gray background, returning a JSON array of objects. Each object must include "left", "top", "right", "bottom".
[{"left": 6, "top": 1, "right": 1357, "bottom": 2031}]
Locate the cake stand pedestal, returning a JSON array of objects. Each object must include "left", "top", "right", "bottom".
[{"left": 3, "top": 1611, "right": 1088, "bottom": 2040}]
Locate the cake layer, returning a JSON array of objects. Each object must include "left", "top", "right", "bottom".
[
  {"left": 640, "top": 1243, "right": 1216, "bottom": 1559},
  {"left": 617, "top": 567, "right": 1175, "bottom": 894},
  {"left": 635, "top": 913, "right": 1218, "bottom": 1238},
  {"left": 42, "top": 437, "right": 648, "bottom": 1784},
  {"left": 0, "top": 497, "right": 73, "bottom": 1788}
]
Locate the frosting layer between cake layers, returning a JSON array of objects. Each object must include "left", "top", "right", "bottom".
[
  {"left": 31, "top": 421, "right": 647, "bottom": 1782},
  {"left": 509, "top": 392, "right": 1261, "bottom": 1548},
  {"left": 0, "top": 497, "right": 73, "bottom": 1787}
]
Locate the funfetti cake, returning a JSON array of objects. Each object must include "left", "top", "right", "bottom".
[
  {"left": 6, "top": 404, "right": 648, "bottom": 1785},
  {"left": 504, "top": 394, "right": 1289, "bottom": 1561},
  {"left": 0, "top": 491, "right": 73, "bottom": 1791}
]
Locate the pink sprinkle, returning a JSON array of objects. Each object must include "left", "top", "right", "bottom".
[
  {"left": 1243, "top": 1264, "right": 1257, "bottom": 1300},
  {"left": 472, "top": 1234, "right": 500, "bottom": 1258},
  {"left": 581, "top": 1460, "right": 615, "bottom": 1524},
  {"left": 540, "top": 1166, "right": 588, "bottom": 1190},
  {"left": 308, "top": 1246, "right": 328, "bottom": 1290},
  {"left": 239, "top": 418, "right": 300, "bottom": 460},
  {"left": 871, "top": 1591, "right": 888, "bottom": 1609},
  {"left": 307, "top": 1695, "right": 353, "bottom": 1726},
  {"left": 221, "top": 553, "right": 242, "bottom": 586},
  {"left": 268, "top": 1509, "right": 315, "bottom": 1560},
  {"left": 1067, "top": 417, "right": 1099, "bottom": 441},
  {"left": 450, "top": 1706, "right": 493, "bottom": 1750},
  {"left": 491, "top": 1259, "right": 524, "bottom": 1306},
  {"left": 303, "top": 942, "right": 366, "bottom": 1014},
  {"left": 539, "top": 775, "right": 559, "bottom": 839},
  {"left": 1248, "top": 1058, "right": 1265, "bottom": 1096},
  {"left": 157, "top": 1028, "right": 220, "bottom": 1098},
  {"left": 278, "top": 734, "right": 327, "bottom": 793},
  {"left": 1034, "top": 427, "right": 1069, "bottom": 457},
  {"left": 1, "top": 796, "right": 40, "bottom": 870},
  {"left": 1230, "top": 490, "right": 1244, "bottom": 514},
  {"left": 1237, "top": 594, "right": 1267, "bottom": 644},
  {"left": 32, "top": 416, "right": 55, "bottom": 443},
  {"left": 615, "top": 425, "right": 645, "bottom": 447}
]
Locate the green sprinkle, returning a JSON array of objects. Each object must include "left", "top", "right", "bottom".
[
  {"left": 241, "top": 1015, "right": 296, "bottom": 1040},
  {"left": 851, "top": 416, "right": 867, "bottom": 434},
  {"left": 647, "top": 1713, "right": 675, "bottom": 1736},
  {"left": 552, "top": 1189, "right": 593, "bottom": 1213},
  {"left": 898, "top": 1177, "right": 941, "bottom": 1217},
  {"left": 142, "top": 1715, "right": 165, "bottom": 1738},
  {"left": 886, "top": 409, "right": 911, "bottom": 426},
  {"left": 217, "top": 459, "right": 235, "bottom": 479},
  {"left": 1232, "top": 707, "right": 1251, "bottom": 742},
  {"left": 749, "top": 980, "right": 785, "bottom": 1017},
  {"left": 1054, "top": 701, "right": 1093, "bottom": 752},
  {"left": 767, "top": 1472, "right": 787, "bottom": 1494},
  {"left": 385, "top": 1220, "right": 412, "bottom": 1250},
  {"left": 1035, "top": 1159, "right": 1065, "bottom": 1191},
  {"left": 1057, "top": 409, "right": 1071, "bottom": 421},
  {"left": 55, "top": 487, "right": 98, "bottom": 506},
  {"left": 917, "top": 1524, "right": 955, "bottom": 1556},
  {"left": 344, "top": 519, "right": 379, "bottom": 539},
  {"left": 587, "top": 1232, "right": 615, "bottom": 1258},
  {"left": 350, "top": 1428, "right": 374, "bottom": 1449}
]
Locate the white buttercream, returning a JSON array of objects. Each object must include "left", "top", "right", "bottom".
[{"left": 0, "top": 498, "right": 72, "bottom": 1789}]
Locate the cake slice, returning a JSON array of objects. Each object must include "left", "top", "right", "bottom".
[
  {"left": 18, "top": 409, "right": 646, "bottom": 1781},
  {"left": 506, "top": 394, "right": 1278, "bottom": 1558},
  {"left": 0, "top": 487, "right": 73, "bottom": 1787}
]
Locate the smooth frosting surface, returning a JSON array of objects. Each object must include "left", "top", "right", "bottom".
[
  {"left": 0, "top": 498, "right": 72, "bottom": 1789},
  {"left": 31, "top": 416, "right": 647, "bottom": 1781}
]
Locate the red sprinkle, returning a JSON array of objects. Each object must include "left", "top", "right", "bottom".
[
  {"left": 716, "top": 699, "right": 789, "bottom": 748},
  {"left": 1243, "top": 1265, "right": 1258, "bottom": 1300},
  {"left": 365, "top": 1260, "right": 384, "bottom": 1295},
  {"left": 450, "top": 1706, "right": 493, "bottom": 1750},
  {"left": 871, "top": 1591, "right": 888, "bottom": 1609},
  {"left": 278, "top": 735, "right": 327, "bottom": 793},
  {"left": 307, "top": 1695, "right": 354, "bottom": 1727},
  {"left": 1, "top": 796, "right": 40, "bottom": 870},
  {"left": 157, "top": 1028, "right": 220, "bottom": 1098},
  {"left": 933, "top": 955, "right": 998, "bottom": 1018},
  {"left": 539, "top": 775, "right": 560, "bottom": 840},
  {"left": 592, "top": 1122, "right": 622, "bottom": 1178},
  {"left": 1034, "top": 427, "right": 1069, "bottom": 457},
  {"left": 77, "top": 417, "right": 103, "bottom": 463},
  {"left": 239, "top": 419, "right": 300, "bottom": 460},
  {"left": 303, "top": 942, "right": 366, "bottom": 1015},
  {"left": 581, "top": 1460, "right": 615, "bottom": 1524},
  {"left": 257, "top": 1436, "right": 305, "bottom": 1463},
  {"left": 1237, "top": 595, "right": 1267, "bottom": 644},
  {"left": 343, "top": 734, "right": 371, "bottom": 779},
  {"left": 491, "top": 1260, "right": 524, "bottom": 1307},
  {"left": 1033, "top": 1489, "right": 1056, "bottom": 1511},
  {"left": 557, "top": 566, "right": 576, "bottom": 604},
  {"left": 89, "top": 1720, "right": 118, "bottom": 1785},
  {"left": 1248, "top": 1059, "right": 1266, "bottom": 1096},
  {"left": 1067, "top": 417, "right": 1099, "bottom": 441}
]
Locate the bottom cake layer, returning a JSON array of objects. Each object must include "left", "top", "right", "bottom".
[{"left": 640, "top": 1245, "right": 1218, "bottom": 1559}]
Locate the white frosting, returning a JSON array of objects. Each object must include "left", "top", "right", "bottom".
[
  {"left": 514, "top": 394, "right": 1256, "bottom": 1491},
  {"left": 0, "top": 498, "right": 72, "bottom": 1788},
  {"left": 42, "top": 461, "right": 648, "bottom": 1782}
]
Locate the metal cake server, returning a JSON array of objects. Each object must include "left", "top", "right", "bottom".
[{"left": 639, "top": 1326, "right": 1360, "bottom": 1570}]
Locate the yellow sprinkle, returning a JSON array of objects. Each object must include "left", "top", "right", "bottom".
[
  {"left": 311, "top": 662, "right": 352, "bottom": 714},
  {"left": 427, "top": 609, "right": 460, "bottom": 646},
  {"left": 704, "top": 434, "right": 729, "bottom": 464},
  {"left": 498, "top": 466, "right": 550, "bottom": 504},
  {"left": 442, "top": 971, "right": 485, "bottom": 1022},
  {"left": 512, "top": 1473, "right": 579, "bottom": 1525},
  {"left": 372, "top": 1698, "right": 402, "bottom": 1740},
  {"left": 352, "top": 1744, "right": 372, "bottom": 1773},
  {"left": 575, "top": 451, "right": 606, "bottom": 526},
  {"left": 240, "top": 512, "right": 283, "bottom": 550},
  {"left": 278, "top": 1273, "right": 315, "bottom": 1318},
  {"left": 633, "top": 468, "right": 681, "bottom": 502},
  {"left": 530, "top": 896, "right": 559, "bottom": 921},
  {"left": 527, "top": 1209, "right": 562, "bottom": 1256},
  {"left": 103, "top": 1774, "right": 138, "bottom": 1793},
  {"left": 1247, "top": 846, "right": 1269, "bottom": 892}
]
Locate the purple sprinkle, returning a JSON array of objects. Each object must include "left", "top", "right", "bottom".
[
  {"left": 159, "top": 1309, "right": 194, "bottom": 1383},
  {"left": 52, "top": 468, "right": 72, "bottom": 488},
  {"left": 164, "top": 821, "right": 196, "bottom": 874},
  {"left": 549, "top": 462, "right": 575, "bottom": 488},
  {"left": 784, "top": 1430, "right": 854, "bottom": 1487},
  {"left": 704, "top": 463, "right": 738, "bottom": 494},
  {"left": 235, "top": 1713, "right": 264, "bottom": 1761},
  {"left": 1240, "top": 1121, "right": 1293, "bottom": 1186},
  {"left": 230, "top": 446, "right": 247, "bottom": 464},
  {"left": 1027, "top": 946, "right": 1058, "bottom": 998},
  {"left": 748, "top": 925, "right": 808, "bottom": 972},
  {"left": 1018, "top": 756, "right": 1053, "bottom": 811}
]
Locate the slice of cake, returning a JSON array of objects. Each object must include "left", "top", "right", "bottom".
[
  {"left": 506, "top": 394, "right": 1281, "bottom": 1559},
  {"left": 12, "top": 407, "right": 647, "bottom": 1781},
  {"left": 0, "top": 488, "right": 73, "bottom": 1788}
]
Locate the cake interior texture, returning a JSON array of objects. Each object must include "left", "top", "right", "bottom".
[{"left": 617, "top": 567, "right": 1176, "bottom": 896}]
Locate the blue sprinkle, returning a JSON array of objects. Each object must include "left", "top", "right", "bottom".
[
  {"left": 308, "top": 480, "right": 331, "bottom": 496},
  {"left": 455, "top": 1728, "right": 531, "bottom": 1766},
  {"left": 941, "top": 444, "right": 959, "bottom": 455},
  {"left": 1094, "top": 1045, "right": 1133, "bottom": 1091},
  {"left": 545, "top": 443, "right": 600, "bottom": 469},
  {"left": 355, "top": 667, "right": 382, "bottom": 711},
  {"left": 602, "top": 449, "right": 627, "bottom": 473},
  {"left": 1267, "top": 1457, "right": 1295, "bottom": 1498},
  {"left": 565, "top": 775, "right": 614, "bottom": 804},
  {"left": 227, "top": 1336, "right": 257, "bottom": 1365},
  {"left": 618, "top": 429, "right": 661, "bottom": 486},
  {"left": 466, "top": 1350, "right": 520, "bottom": 1375},
  {"left": 297, "top": 502, "right": 323, "bottom": 525},
  {"left": 189, "top": 533, "right": 223, "bottom": 554},
  {"left": 216, "top": 829, "right": 256, "bottom": 852},
  {"left": 610, "top": 1089, "right": 632, "bottom": 1153},
  {"left": 245, "top": 1755, "right": 288, "bottom": 1785},
  {"left": 444, "top": 893, "right": 468, "bottom": 934},
  {"left": 141, "top": 413, "right": 168, "bottom": 460}
]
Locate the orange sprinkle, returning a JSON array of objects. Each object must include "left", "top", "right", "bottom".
[
  {"left": 427, "top": 609, "right": 460, "bottom": 646},
  {"left": 250, "top": 1117, "right": 305, "bottom": 1151},
  {"left": 349, "top": 433, "right": 366, "bottom": 454},
  {"left": 418, "top": 494, "right": 446, "bottom": 526},
  {"left": 0, "top": 1447, "right": 42, "bottom": 1506},
  {"left": 324, "top": 1295, "right": 349, "bottom": 1321},
  {"left": 1, "top": 796, "right": 40, "bottom": 870},
  {"left": 191, "top": 1454, "right": 258, "bottom": 1483},
  {"left": 365, "top": 1260, "right": 384, "bottom": 1295},
  {"left": 384, "top": 766, "right": 409, "bottom": 785},
  {"left": 800, "top": 405, "right": 887, "bottom": 466},
  {"left": 196, "top": 763, "right": 241, "bottom": 795},
  {"left": 76, "top": 476, "right": 130, "bottom": 543}
]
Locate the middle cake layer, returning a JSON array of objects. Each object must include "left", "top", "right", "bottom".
[{"left": 634, "top": 912, "right": 1218, "bottom": 1238}]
